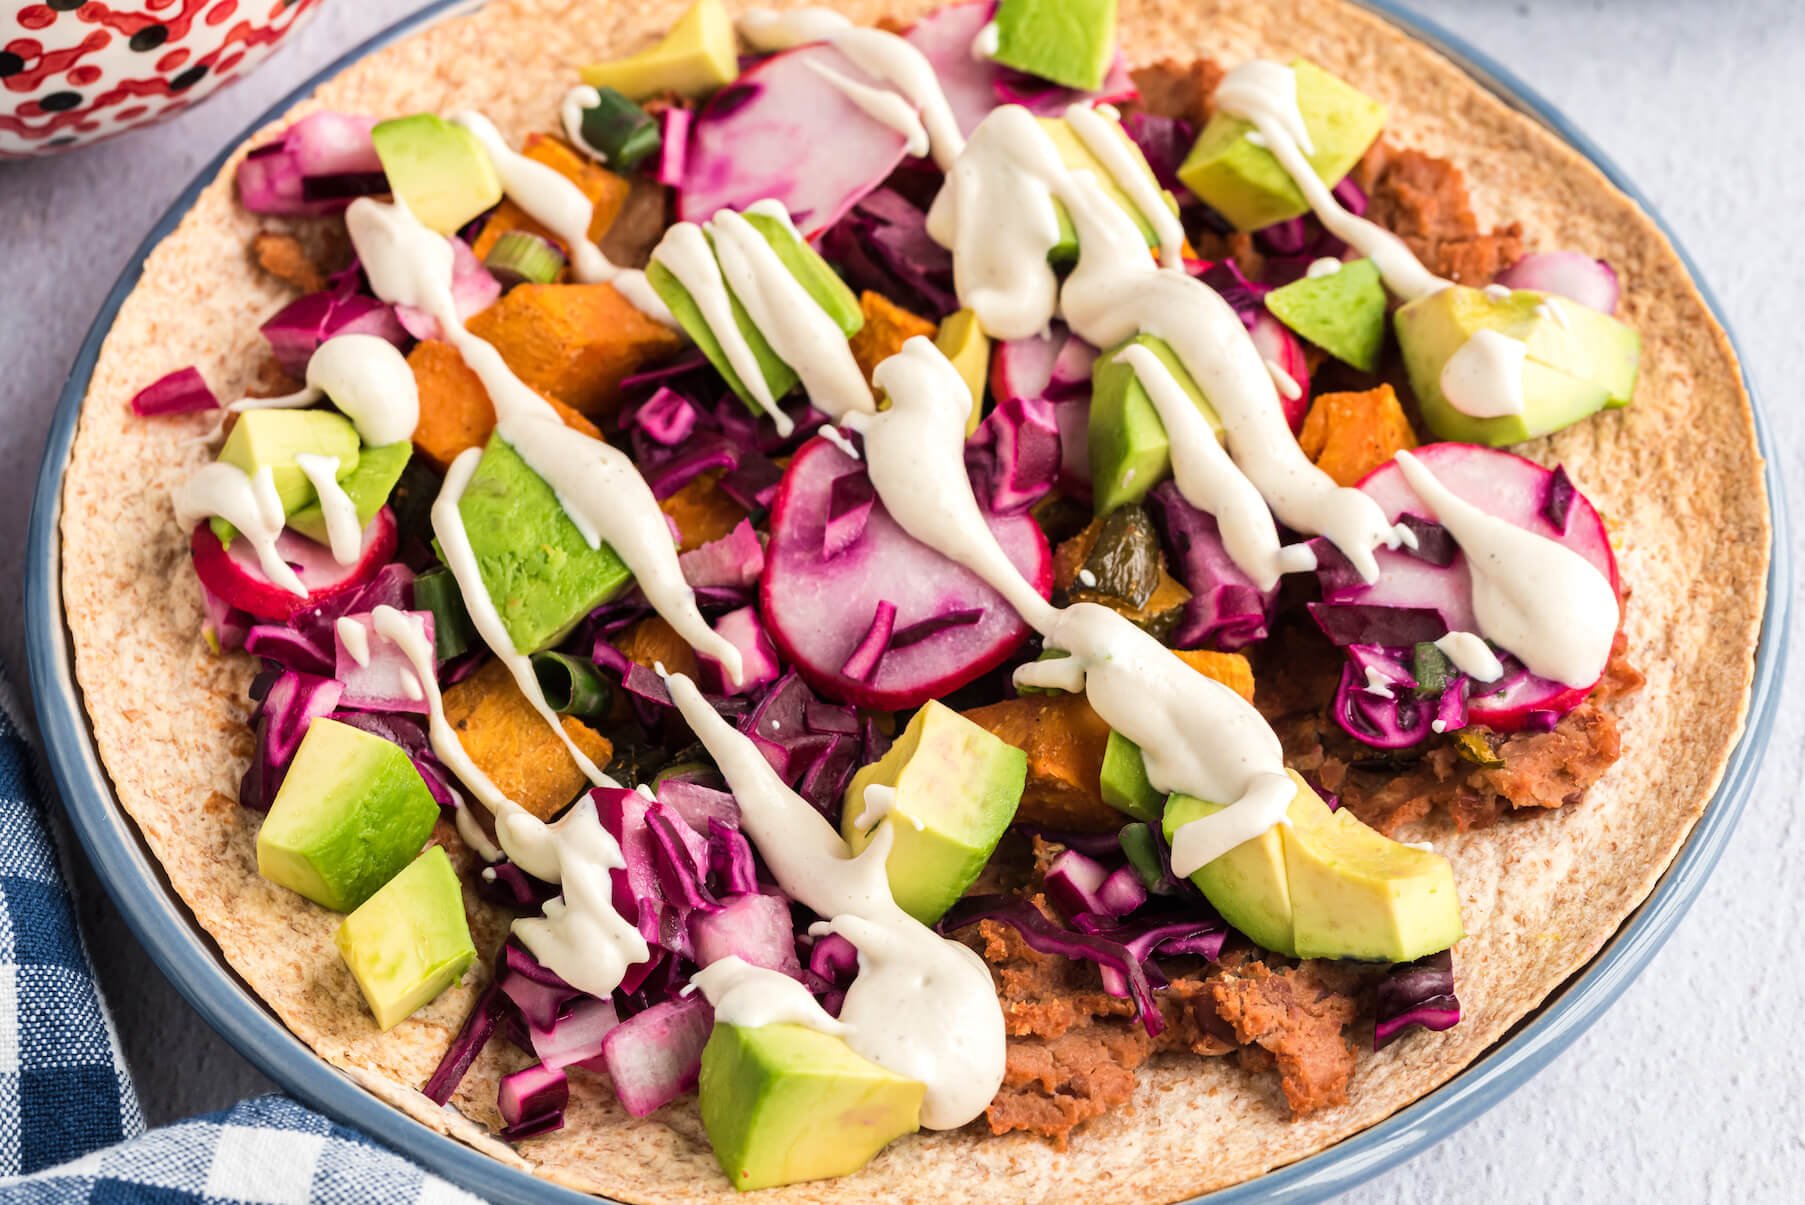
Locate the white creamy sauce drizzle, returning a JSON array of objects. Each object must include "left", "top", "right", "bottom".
[
  {"left": 371, "top": 604, "right": 650, "bottom": 998},
  {"left": 229, "top": 386, "right": 320, "bottom": 414},
  {"left": 847, "top": 338, "right": 1058, "bottom": 629},
  {"left": 1394, "top": 451, "right": 1618, "bottom": 686},
  {"left": 1063, "top": 102, "right": 1185, "bottom": 270},
  {"left": 665, "top": 671, "right": 1005, "bottom": 1129},
  {"left": 172, "top": 463, "right": 306, "bottom": 596},
  {"left": 1434, "top": 630, "right": 1504, "bottom": 684},
  {"left": 1440, "top": 328, "right": 1528, "bottom": 419},
  {"left": 1482, "top": 283, "right": 1512, "bottom": 302},
  {"left": 1362, "top": 665, "right": 1396, "bottom": 698},
  {"left": 1213, "top": 61, "right": 1450, "bottom": 302},
  {"left": 1116, "top": 344, "right": 1315, "bottom": 590},
  {"left": 693, "top": 956, "right": 849, "bottom": 1033},
  {"left": 347, "top": 196, "right": 743, "bottom": 688},
  {"left": 335, "top": 615, "right": 371, "bottom": 667},
  {"left": 1264, "top": 357, "right": 1303, "bottom": 401},
  {"left": 304, "top": 333, "right": 421, "bottom": 445},
  {"left": 740, "top": 8, "right": 966, "bottom": 170},
  {"left": 853, "top": 782, "right": 898, "bottom": 830},
  {"left": 1306, "top": 256, "right": 1343, "bottom": 279},
  {"left": 294, "top": 454, "right": 363, "bottom": 565},
  {"left": 971, "top": 20, "right": 998, "bottom": 60},
  {"left": 802, "top": 56, "right": 931, "bottom": 158},
  {"left": 451, "top": 110, "right": 672, "bottom": 323},
  {"left": 930, "top": 105, "right": 1397, "bottom": 580},
  {"left": 650, "top": 221, "right": 790, "bottom": 435},
  {"left": 559, "top": 84, "right": 607, "bottom": 163}
]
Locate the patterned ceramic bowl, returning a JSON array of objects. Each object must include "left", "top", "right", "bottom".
[{"left": 0, "top": 0, "right": 322, "bottom": 157}]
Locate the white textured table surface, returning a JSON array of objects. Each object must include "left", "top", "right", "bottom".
[{"left": 2, "top": 0, "right": 1799, "bottom": 1198}]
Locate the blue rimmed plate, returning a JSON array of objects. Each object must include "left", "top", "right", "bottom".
[{"left": 24, "top": 2, "right": 1790, "bottom": 1201}]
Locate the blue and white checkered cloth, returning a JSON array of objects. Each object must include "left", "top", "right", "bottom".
[{"left": 0, "top": 681, "right": 479, "bottom": 1203}]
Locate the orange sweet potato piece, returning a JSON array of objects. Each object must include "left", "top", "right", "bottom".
[
  {"left": 442, "top": 659, "right": 612, "bottom": 821},
  {"left": 964, "top": 693, "right": 1116, "bottom": 831},
  {"left": 660, "top": 470, "right": 748, "bottom": 552},
  {"left": 407, "top": 340, "right": 602, "bottom": 471},
  {"left": 465, "top": 282, "right": 682, "bottom": 420},
  {"left": 614, "top": 615, "right": 699, "bottom": 683},
  {"left": 470, "top": 134, "right": 633, "bottom": 264},
  {"left": 1297, "top": 384, "right": 1418, "bottom": 488},
  {"left": 848, "top": 291, "right": 937, "bottom": 384},
  {"left": 1173, "top": 649, "right": 1256, "bottom": 703}
]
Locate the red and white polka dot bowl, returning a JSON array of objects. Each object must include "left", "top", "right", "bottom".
[{"left": 1, "top": 0, "right": 322, "bottom": 157}]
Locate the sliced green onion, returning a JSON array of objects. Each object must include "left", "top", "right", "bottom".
[
  {"left": 415, "top": 566, "right": 476, "bottom": 662},
  {"left": 531, "top": 650, "right": 612, "bottom": 719},
  {"left": 578, "top": 87, "right": 662, "bottom": 173},
  {"left": 1412, "top": 641, "right": 1452, "bottom": 699},
  {"left": 1118, "top": 822, "right": 1176, "bottom": 895},
  {"left": 484, "top": 230, "right": 566, "bottom": 287}
]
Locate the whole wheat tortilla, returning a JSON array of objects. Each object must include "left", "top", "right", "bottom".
[{"left": 57, "top": 0, "right": 1769, "bottom": 1200}]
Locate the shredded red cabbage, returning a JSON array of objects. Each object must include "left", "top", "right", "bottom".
[
  {"left": 131, "top": 366, "right": 219, "bottom": 417},
  {"left": 817, "top": 188, "right": 958, "bottom": 318},
  {"left": 1148, "top": 482, "right": 1278, "bottom": 651},
  {"left": 966, "top": 393, "right": 1062, "bottom": 515},
  {"left": 1373, "top": 950, "right": 1461, "bottom": 1049},
  {"left": 1542, "top": 465, "right": 1576, "bottom": 534},
  {"left": 238, "top": 672, "right": 343, "bottom": 811},
  {"left": 260, "top": 291, "right": 407, "bottom": 379}
]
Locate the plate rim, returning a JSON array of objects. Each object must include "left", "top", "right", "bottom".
[{"left": 23, "top": 2, "right": 1791, "bottom": 1202}]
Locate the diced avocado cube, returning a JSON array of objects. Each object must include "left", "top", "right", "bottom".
[
  {"left": 1037, "top": 115, "right": 1170, "bottom": 263},
  {"left": 1396, "top": 284, "right": 1637, "bottom": 446},
  {"left": 1164, "top": 789, "right": 1296, "bottom": 956},
  {"left": 842, "top": 701, "right": 1026, "bottom": 925},
  {"left": 288, "top": 441, "right": 412, "bottom": 547},
  {"left": 1264, "top": 258, "right": 1388, "bottom": 372},
  {"left": 581, "top": 0, "right": 739, "bottom": 102},
  {"left": 991, "top": 0, "right": 1118, "bottom": 92},
  {"left": 1088, "top": 333, "right": 1222, "bottom": 514},
  {"left": 370, "top": 114, "right": 504, "bottom": 236},
  {"left": 700, "top": 1022, "right": 923, "bottom": 1192},
  {"left": 1098, "top": 731, "right": 1162, "bottom": 823},
  {"left": 334, "top": 845, "right": 476, "bottom": 1031},
  {"left": 219, "top": 409, "right": 361, "bottom": 516},
  {"left": 648, "top": 212, "right": 864, "bottom": 416},
  {"left": 256, "top": 718, "right": 440, "bottom": 912},
  {"left": 1164, "top": 770, "right": 1464, "bottom": 962},
  {"left": 1178, "top": 60, "right": 1386, "bottom": 232},
  {"left": 457, "top": 434, "right": 634, "bottom": 654},
  {"left": 934, "top": 309, "right": 991, "bottom": 436}
]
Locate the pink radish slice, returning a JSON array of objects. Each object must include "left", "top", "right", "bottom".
[
  {"left": 1322, "top": 443, "right": 1617, "bottom": 730},
  {"left": 697, "top": 606, "right": 782, "bottom": 696},
  {"left": 598, "top": 994, "right": 714, "bottom": 1118},
  {"left": 1248, "top": 311, "right": 1310, "bottom": 433},
  {"left": 334, "top": 609, "right": 435, "bottom": 714},
  {"left": 761, "top": 437, "right": 1051, "bottom": 709},
  {"left": 991, "top": 325, "right": 1064, "bottom": 406},
  {"left": 190, "top": 509, "right": 398, "bottom": 622},
  {"left": 1495, "top": 252, "right": 1620, "bottom": 315},
  {"left": 691, "top": 893, "right": 802, "bottom": 978},
  {"left": 679, "top": 44, "right": 911, "bottom": 238}
]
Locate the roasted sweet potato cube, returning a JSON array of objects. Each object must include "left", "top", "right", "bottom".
[
  {"left": 849, "top": 291, "right": 937, "bottom": 384},
  {"left": 407, "top": 340, "right": 601, "bottom": 471},
  {"left": 660, "top": 470, "right": 747, "bottom": 552},
  {"left": 1173, "top": 649, "right": 1255, "bottom": 702},
  {"left": 442, "top": 659, "right": 612, "bottom": 821},
  {"left": 964, "top": 693, "right": 1116, "bottom": 831},
  {"left": 464, "top": 282, "right": 682, "bottom": 419},
  {"left": 471, "top": 134, "right": 633, "bottom": 264},
  {"left": 1297, "top": 384, "right": 1418, "bottom": 488},
  {"left": 613, "top": 615, "right": 700, "bottom": 683}
]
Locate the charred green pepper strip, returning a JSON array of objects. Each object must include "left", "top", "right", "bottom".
[{"left": 1078, "top": 504, "right": 1163, "bottom": 609}]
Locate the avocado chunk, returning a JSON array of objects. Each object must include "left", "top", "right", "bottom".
[
  {"left": 370, "top": 114, "right": 504, "bottom": 235},
  {"left": 649, "top": 208, "right": 864, "bottom": 415},
  {"left": 1396, "top": 284, "right": 1638, "bottom": 446},
  {"left": 1178, "top": 60, "right": 1386, "bottom": 232},
  {"left": 842, "top": 701, "right": 1026, "bottom": 925},
  {"left": 934, "top": 309, "right": 991, "bottom": 436},
  {"left": 700, "top": 1022, "right": 924, "bottom": 1192},
  {"left": 1099, "top": 731, "right": 1162, "bottom": 823},
  {"left": 256, "top": 718, "right": 441, "bottom": 912},
  {"left": 1088, "top": 333, "right": 1222, "bottom": 514},
  {"left": 219, "top": 409, "right": 361, "bottom": 516},
  {"left": 334, "top": 845, "right": 476, "bottom": 1031},
  {"left": 456, "top": 434, "right": 633, "bottom": 654},
  {"left": 1264, "top": 258, "right": 1387, "bottom": 372},
  {"left": 288, "top": 441, "right": 412, "bottom": 547},
  {"left": 580, "top": 0, "right": 739, "bottom": 102},
  {"left": 991, "top": 0, "right": 1118, "bottom": 92},
  {"left": 1163, "top": 770, "right": 1463, "bottom": 962},
  {"left": 1037, "top": 115, "right": 1170, "bottom": 263},
  {"left": 1163, "top": 789, "right": 1295, "bottom": 956}
]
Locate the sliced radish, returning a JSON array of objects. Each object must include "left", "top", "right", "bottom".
[
  {"left": 697, "top": 606, "right": 782, "bottom": 697},
  {"left": 1316, "top": 443, "right": 1617, "bottom": 730},
  {"left": 761, "top": 437, "right": 1051, "bottom": 709},
  {"left": 991, "top": 325, "right": 1064, "bottom": 407},
  {"left": 1248, "top": 311, "right": 1310, "bottom": 433},
  {"left": 334, "top": 608, "right": 435, "bottom": 714},
  {"left": 679, "top": 44, "right": 911, "bottom": 238},
  {"left": 598, "top": 994, "right": 713, "bottom": 1118},
  {"left": 190, "top": 508, "right": 398, "bottom": 623},
  {"left": 1495, "top": 252, "right": 1620, "bottom": 315},
  {"left": 690, "top": 893, "right": 801, "bottom": 978}
]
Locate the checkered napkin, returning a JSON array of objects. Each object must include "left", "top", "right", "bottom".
[{"left": 0, "top": 681, "right": 479, "bottom": 1203}]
